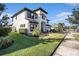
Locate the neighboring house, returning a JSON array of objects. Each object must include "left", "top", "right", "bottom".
[
  {"left": 46, "top": 24, "right": 51, "bottom": 32},
  {"left": 11, "top": 7, "right": 51, "bottom": 34}
]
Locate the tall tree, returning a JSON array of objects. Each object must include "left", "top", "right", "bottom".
[
  {"left": 0, "top": 4, "right": 9, "bottom": 27},
  {"left": 0, "top": 4, "right": 6, "bottom": 16},
  {"left": 58, "top": 23, "right": 65, "bottom": 32},
  {"left": 2, "top": 15, "right": 9, "bottom": 26},
  {"left": 66, "top": 8, "right": 79, "bottom": 26},
  {"left": 52, "top": 23, "right": 65, "bottom": 32},
  {"left": 58, "top": 23, "right": 64, "bottom": 28}
]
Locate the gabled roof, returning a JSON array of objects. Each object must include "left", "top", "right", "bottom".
[
  {"left": 11, "top": 8, "right": 32, "bottom": 18},
  {"left": 33, "top": 8, "right": 48, "bottom": 14},
  {"left": 11, "top": 7, "right": 48, "bottom": 18}
]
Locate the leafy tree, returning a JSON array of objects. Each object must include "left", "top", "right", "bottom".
[
  {"left": 32, "top": 27, "right": 40, "bottom": 37},
  {"left": 0, "top": 4, "right": 11, "bottom": 36},
  {"left": 58, "top": 23, "right": 65, "bottom": 32},
  {"left": 71, "top": 26, "right": 77, "bottom": 30},
  {"left": 66, "top": 8, "right": 79, "bottom": 26},
  {"left": 0, "top": 4, "right": 6, "bottom": 16},
  {"left": 0, "top": 4, "right": 9, "bottom": 27},
  {"left": 1, "top": 15, "right": 9, "bottom": 26},
  {"left": 51, "top": 23, "right": 65, "bottom": 33}
]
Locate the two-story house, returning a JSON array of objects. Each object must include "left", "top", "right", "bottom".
[{"left": 11, "top": 7, "right": 51, "bottom": 34}]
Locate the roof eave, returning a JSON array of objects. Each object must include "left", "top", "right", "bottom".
[
  {"left": 11, "top": 8, "right": 33, "bottom": 18},
  {"left": 33, "top": 8, "right": 48, "bottom": 14}
]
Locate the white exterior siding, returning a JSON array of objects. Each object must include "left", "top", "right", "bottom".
[
  {"left": 12, "top": 8, "right": 50, "bottom": 34},
  {"left": 12, "top": 11, "right": 29, "bottom": 32},
  {"left": 35, "top": 10, "right": 47, "bottom": 32},
  {"left": 34, "top": 10, "right": 41, "bottom": 31}
]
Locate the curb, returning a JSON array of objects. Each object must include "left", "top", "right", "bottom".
[{"left": 50, "top": 33, "right": 68, "bottom": 56}]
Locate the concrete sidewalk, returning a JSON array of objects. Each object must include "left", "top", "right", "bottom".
[{"left": 53, "top": 32, "right": 79, "bottom": 56}]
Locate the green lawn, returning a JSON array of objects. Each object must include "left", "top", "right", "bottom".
[
  {"left": 74, "top": 33, "right": 79, "bottom": 41},
  {"left": 39, "top": 33, "right": 65, "bottom": 40},
  {"left": 0, "top": 32, "right": 65, "bottom": 56}
]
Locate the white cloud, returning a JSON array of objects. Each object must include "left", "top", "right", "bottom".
[
  {"left": 56, "top": 12, "right": 71, "bottom": 18},
  {"left": 50, "top": 12, "right": 72, "bottom": 26},
  {"left": 66, "top": 3, "right": 79, "bottom": 6}
]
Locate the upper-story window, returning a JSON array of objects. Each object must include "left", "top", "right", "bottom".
[
  {"left": 27, "top": 12, "right": 31, "bottom": 18},
  {"left": 32, "top": 14, "right": 38, "bottom": 19},
  {"left": 12, "top": 18, "right": 13, "bottom": 22},
  {"left": 42, "top": 14, "right": 46, "bottom": 20},
  {"left": 35, "top": 14, "right": 38, "bottom": 19}
]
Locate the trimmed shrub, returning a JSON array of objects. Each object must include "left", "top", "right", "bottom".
[
  {"left": 5, "top": 27, "right": 12, "bottom": 34},
  {"left": 0, "top": 27, "right": 11, "bottom": 36},
  {"left": 51, "top": 27, "right": 63, "bottom": 33},
  {"left": 51, "top": 29, "right": 57, "bottom": 33},
  {"left": 32, "top": 27, "right": 40, "bottom": 37},
  {"left": 0, "top": 36, "right": 14, "bottom": 50},
  {"left": 19, "top": 28, "right": 27, "bottom": 35}
]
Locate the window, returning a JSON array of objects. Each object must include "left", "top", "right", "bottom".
[
  {"left": 35, "top": 14, "right": 38, "bottom": 19},
  {"left": 32, "top": 14, "right": 34, "bottom": 19},
  {"left": 27, "top": 12, "right": 31, "bottom": 18},
  {"left": 42, "top": 14, "right": 46, "bottom": 20},
  {"left": 15, "top": 16, "right": 17, "bottom": 20},
  {"left": 12, "top": 18, "right": 13, "bottom": 22},
  {"left": 20, "top": 24, "right": 25, "bottom": 28},
  {"left": 32, "top": 14, "right": 38, "bottom": 19}
]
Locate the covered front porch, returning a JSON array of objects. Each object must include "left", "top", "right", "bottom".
[
  {"left": 28, "top": 21, "right": 38, "bottom": 34},
  {"left": 41, "top": 22, "right": 46, "bottom": 33}
]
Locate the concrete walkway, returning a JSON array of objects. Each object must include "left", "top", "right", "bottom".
[{"left": 53, "top": 32, "right": 79, "bottom": 56}]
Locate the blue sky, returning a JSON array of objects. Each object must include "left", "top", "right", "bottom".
[{"left": 4, "top": 3, "right": 79, "bottom": 26}]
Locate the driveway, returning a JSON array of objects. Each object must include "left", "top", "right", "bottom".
[{"left": 53, "top": 32, "right": 79, "bottom": 56}]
